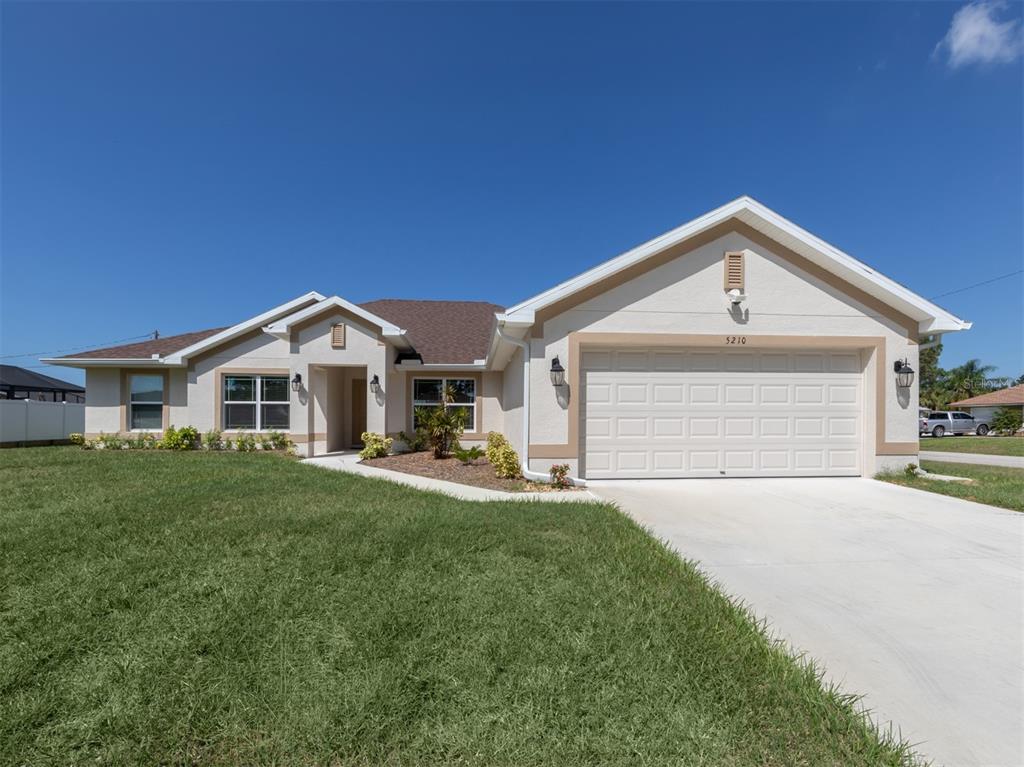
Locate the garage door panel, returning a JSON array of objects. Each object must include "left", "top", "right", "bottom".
[{"left": 583, "top": 348, "right": 862, "bottom": 479}]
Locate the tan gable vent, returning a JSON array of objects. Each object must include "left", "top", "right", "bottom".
[
  {"left": 724, "top": 250, "right": 745, "bottom": 291},
  {"left": 331, "top": 323, "right": 346, "bottom": 348}
]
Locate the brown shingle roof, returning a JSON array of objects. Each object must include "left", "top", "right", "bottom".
[
  {"left": 60, "top": 298, "right": 503, "bottom": 364},
  {"left": 360, "top": 299, "right": 503, "bottom": 364},
  {"left": 60, "top": 327, "right": 228, "bottom": 360},
  {"left": 950, "top": 385, "right": 1024, "bottom": 407}
]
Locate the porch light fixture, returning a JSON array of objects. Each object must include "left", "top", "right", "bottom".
[
  {"left": 549, "top": 357, "right": 566, "bottom": 387},
  {"left": 369, "top": 374, "right": 381, "bottom": 394},
  {"left": 291, "top": 373, "right": 302, "bottom": 393},
  {"left": 893, "top": 359, "right": 915, "bottom": 389}
]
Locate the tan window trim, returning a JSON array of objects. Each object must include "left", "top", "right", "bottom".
[
  {"left": 119, "top": 369, "right": 170, "bottom": 434},
  {"left": 405, "top": 372, "right": 484, "bottom": 439}
]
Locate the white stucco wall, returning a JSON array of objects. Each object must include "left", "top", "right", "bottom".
[
  {"left": 84, "top": 368, "right": 121, "bottom": 434},
  {"left": 522, "top": 230, "right": 919, "bottom": 475},
  {"left": 500, "top": 347, "right": 525, "bottom": 457}
]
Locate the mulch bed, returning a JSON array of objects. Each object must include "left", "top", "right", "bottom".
[{"left": 363, "top": 450, "right": 581, "bottom": 493}]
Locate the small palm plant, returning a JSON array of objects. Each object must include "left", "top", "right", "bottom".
[{"left": 415, "top": 385, "right": 467, "bottom": 459}]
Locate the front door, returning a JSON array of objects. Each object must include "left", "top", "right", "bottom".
[{"left": 350, "top": 378, "right": 367, "bottom": 448}]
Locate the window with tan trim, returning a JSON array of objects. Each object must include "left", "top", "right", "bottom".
[
  {"left": 129, "top": 374, "right": 164, "bottom": 430},
  {"left": 412, "top": 378, "right": 475, "bottom": 431},
  {"left": 331, "top": 324, "right": 346, "bottom": 348},
  {"left": 223, "top": 374, "right": 290, "bottom": 430},
  {"left": 724, "top": 250, "right": 745, "bottom": 291}
]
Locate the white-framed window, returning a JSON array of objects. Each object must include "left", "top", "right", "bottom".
[
  {"left": 129, "top": 374, "right": 164, "bottom": 430},
  {"left": 412, "top": 377, "right": 476, "bottom": 431},
  {"left": 223, "top": 374, "right": 290, "bottom": 431}
]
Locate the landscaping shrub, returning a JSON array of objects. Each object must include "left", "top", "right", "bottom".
[
  {"left": 991, "top": 406, "right": 1023, "bottom": 436},
  {"left": 234, "top": 432, "right": 257, "bottom": 452},
  {"left": 360, "top": 432, "right": 393, "bottom": 460},
  {"left": 264, "top": 430, "right": 290, "bottom": 451},
  {"left": 396, "top": 429, "right": 428, "bottom": 453},
  {"left": 904, "top": 463, "right": 919, "bottom": 478},
  {"left": 485, "top": 431, "right": 508, "bottom": 465},
  {"left": 492, "top": 442, "right": 521, "bottom": 479},
  {"left": 68, "top": 433, "right": 85, "bottom": 446},
  {"left": 96, "top": 433, "right": 124, "bottom": 450},
  {"left": 202, "top": 429, "right": 224, "bottom": 450},
  {"left": 454, "top": 445, "right": 484, "bottom": 465},
  {"left": 159, "top": 425, "right": 199, "bottom": 450},
  {"left": 415, "top": 385, "right": 466, "bottom": 459},
  {"left": 549, "top": 463, "right": 571, "bottom": 488},
  {"left": 128, "top": 433, "right": 157, "bottom": 450}
]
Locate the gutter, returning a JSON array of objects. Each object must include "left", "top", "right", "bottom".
[{"left": 495, "top": 319, "right": 586, "bottom": 487}]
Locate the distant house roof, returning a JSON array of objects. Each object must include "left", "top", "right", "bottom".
[
  {"left": 0, "top": 365, "right": 85, "bottom": 393},
  {"left": 360, "top": 299, "right": 504, "bottom": 364},
  {"left": 58, "top": 327, "right": 228, "bottom": 360},
  {"left": 950, "top": 385, "right": 1024, "bottom": 407}
]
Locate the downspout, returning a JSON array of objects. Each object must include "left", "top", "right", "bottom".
[{"left": 496, "top": 322, "right": 586, "bottom": 487}]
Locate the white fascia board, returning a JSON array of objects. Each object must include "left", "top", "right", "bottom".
[
  {"left": 263, "top": 296, "right": 409, "bottom": 347},
  {"left": 503, "top": 196, "right": 970, "bottom": 333},
  {"left": 40, "top": 357, "right": 169, "bottom": 367},
  {"left": 164, "top": 291, "right": 326, "bottom": 365}
]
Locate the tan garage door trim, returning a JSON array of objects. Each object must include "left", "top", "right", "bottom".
[{"left": 528, "top": 332, "right": 917, "bottom": 459}]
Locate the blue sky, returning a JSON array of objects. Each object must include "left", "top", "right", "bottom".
[{"left": 2, "top": 1, "right": 1022, "bottom": 386}]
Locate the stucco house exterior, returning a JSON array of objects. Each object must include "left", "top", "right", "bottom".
[{"left": 46, "top": 198, "right": 971, "bottom": 480}]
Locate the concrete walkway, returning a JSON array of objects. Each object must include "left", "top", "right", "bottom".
[
  {"left": 919, "top": 450, "right": 1024, "bottom": 469},
  {"left": 589, "top": 477, "right": 1024, "bottom": 767},
  {"left": 303, "top": 452, "right": 596, "bottom": 503}
]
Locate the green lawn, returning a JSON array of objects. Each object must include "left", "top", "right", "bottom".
[
  {"left": 919, "top": 435, "right": 1024, "bottom": 457},
  {"left": 879, "top": 460, "right": 1024, "bottom": 512},
  {"left": 1, "top": 448, "right": 915, "bottom": 766}
]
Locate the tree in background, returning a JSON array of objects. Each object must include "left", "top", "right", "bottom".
[
  {"left": 944, "top": 359, "right": 998, "bottom": 403},
  {"left": 917, "top": 343, "right": 1012, "bottom": 409},
  {"left": 918, "top": 342, "right": 946, "bottom": 409}
]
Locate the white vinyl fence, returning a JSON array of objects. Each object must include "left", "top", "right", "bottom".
[{"left": 0, "top": 400, "right": 85, "bottom": 445}]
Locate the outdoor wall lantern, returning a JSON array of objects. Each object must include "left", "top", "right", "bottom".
[
  {"left": 549, "top": 357, "right": 566, "bottom": 388},
  {"left": 894, "top": 359, "right": 915, "bottom": 389},
  {"left": 291, "top": 373, "right": 302, "bottom": 393},
  {"left": 369, "top": 374, "right": 381, "bottom": 394}
]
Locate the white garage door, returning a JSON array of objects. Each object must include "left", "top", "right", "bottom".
[{"left": 582, "top": 348, "right": 863, "bottom": 479}]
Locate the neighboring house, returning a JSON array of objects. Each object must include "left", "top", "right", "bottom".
[
  {"left": 45, "top": 197, "right": 971, "bottom": 479},
  {"left": 0, "top": 365, "right": 85, "bottom": 403},
  {"left": 950, "top": 385, "right": 1024, "bottom": 427}
]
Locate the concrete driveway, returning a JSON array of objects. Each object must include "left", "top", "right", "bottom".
[{"left": 589, "top": 478, "right": 1023, "bottom": 767}]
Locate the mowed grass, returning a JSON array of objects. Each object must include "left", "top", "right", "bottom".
[
  {"left": 920, "top": 435, "right": 1024, "bottom": 457},
  {"left": 879, "top": 460, "right": 1024, "bottom": 512},
  {"left": 1, "top": 448, "right": 916, "bottom": 766}
]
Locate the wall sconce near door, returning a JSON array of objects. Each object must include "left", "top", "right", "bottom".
[
  {"left": 549, "top": 357, "right": 566, "bottom": 387},
  {"left": 893, "top": 359, "right": 915, "bottom": 389},
  {"left": 369, "top": 374, "right": 381, "bottom": 394},
  {"left": 291, "top": 373, "right": 302, "bottom": 393}
]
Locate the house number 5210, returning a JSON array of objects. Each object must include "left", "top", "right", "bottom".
[{"left": 725, "top": 336, "right": 747, "bottom": 345}]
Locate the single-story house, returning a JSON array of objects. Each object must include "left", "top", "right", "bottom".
[
  {"left": 950, "top": 385, "right": 1024, "bottom": 426},
  {"left": 45, "top": 197, "right": 971, "bottom": 480},
  {"left": 0, "top": 365, "right": 85, "bottom": 403}
]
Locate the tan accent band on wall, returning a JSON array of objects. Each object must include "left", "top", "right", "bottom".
[
  {"left": 531, "top": 218, "right": 918, "bottom": 340},
  {"left": 527, "top": 332, "right": 917, "bottom": 460},
  {"left": 213, "top": 367, "right": 290, "bottom": 431},
  {"left": 724, "top": 250, "right": 745, "bottom": 290},
  {"left": 405, "top": 371, "right": 485, "bottom": 440},
  {"left": 119, "top": 368, "right": 170, "bottom": 434}
]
